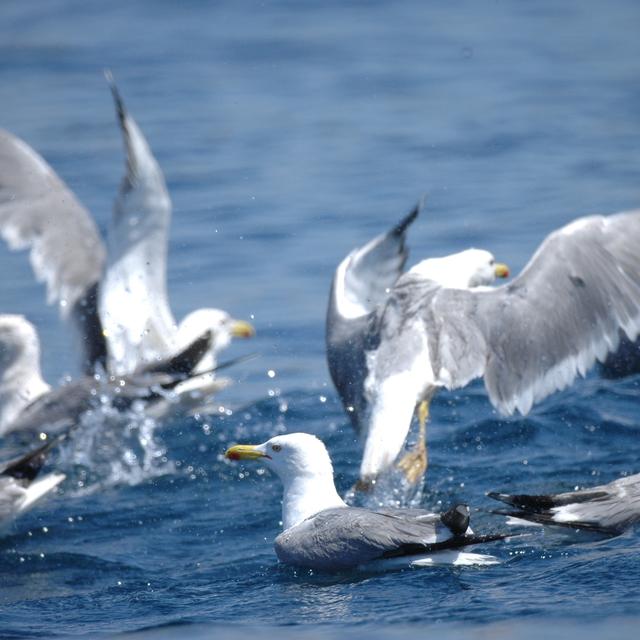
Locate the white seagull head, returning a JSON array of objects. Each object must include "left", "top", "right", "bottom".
[
  {"left": 226, "top": 433, "right": 346, "bottom": 530},
  {"left": 177, "top": 308, "right": 255, "bottom": 365},
  {"left": 408, "top": 248, "right": 509, "bottom": 289}
]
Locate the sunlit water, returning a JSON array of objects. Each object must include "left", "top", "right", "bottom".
[{"left": 1, "top": 1, "right": 640, "bottom": 638}]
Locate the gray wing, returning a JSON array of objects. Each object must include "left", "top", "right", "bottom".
[
  {"left": 326, "top": 203, "right": 420, "bottom": 432},
  {"left": 419, "top": 210, "right": 640, "bottom": 415},
  {"left": 5, "top": 381, "right": 96, "bottom": 435},
  {"left": 99, "top": 75, "right": 177, "bottom": 375},
  {"left": 274, "top": 506, "right": 470, "bottom": 571},
  {"left": 0, "top": 129, "right": 107, "bottom": 372},
  {"left": 489, "top": 473, "right": 640, "bottom": 534}
]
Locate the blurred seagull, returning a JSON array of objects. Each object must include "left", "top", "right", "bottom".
[
  {"left": 599, "top": 333, "right": 640, "bottom": 378},
  {"left": 0, "top": 314, "right": 231, "bottom": 437},
  {"left": 0, "top": 73, "right": 254, "bottom": 381},
  {"left": 0, "top": 435, "right": 65, "bottom": 531},
  {"left": 225, "top": 432, "right": 506, "bottom": 571},
  {"left": 328, "top": 204, "right": 640, "bottom": 491},
  {"left": 488, "top": 473, "right": 640, "bottom": 535}
]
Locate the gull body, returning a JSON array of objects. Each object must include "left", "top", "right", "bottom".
[
  {"left": 328, "top": 205, "right": 640, "bottom": 488},
  {"left": 226, "top": 433, "right": 504, "bottom": 571},
  {"left": 0, "top": 77, "right": 253, "bottom": 383}
]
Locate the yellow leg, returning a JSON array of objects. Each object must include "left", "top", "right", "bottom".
[{"left": 396, "top": 399, "right": 429, "bottom": 484}]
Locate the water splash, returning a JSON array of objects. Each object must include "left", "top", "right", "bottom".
[{"left": 56, "top": 400, "right": 174, "bottom": 495}]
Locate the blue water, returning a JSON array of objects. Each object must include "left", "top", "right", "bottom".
[{"left": 1, "top": 1, "right": 640, "bottom": 638}]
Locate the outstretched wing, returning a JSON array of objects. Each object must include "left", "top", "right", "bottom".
[
  {"left": 99, "top": 74, "right": 177, "bottom": 375},
  {"left": 0, "top": 129, "right": 107, "bottom": 372},
  {"left": 422, "top": 210, "right": 640, "bottom": 415},
  {"left": 326, "top": 202, "right": 421, "bottom": 432}
]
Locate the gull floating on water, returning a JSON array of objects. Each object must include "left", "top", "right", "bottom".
[
  {"left": 0, "top": 435, "right": 65, "bottom": 531},
  {"left": 0, "top": 74, "right": 254, "bottom": 381},
  {"left": 328, "top": 204, "right": 640, "bottom": 491},
  {"left": 489, "top": 473, "right": 640, "bottom": 535},
  {"left": 0, "top": 314, "right": 229, "bottom": 436},
  {"left": 225, "top": 432, "right": 505, "bottom": 571}
]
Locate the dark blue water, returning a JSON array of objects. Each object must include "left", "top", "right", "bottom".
[{"left": 1, "top": 1, "right": 640, "bottom": 638}]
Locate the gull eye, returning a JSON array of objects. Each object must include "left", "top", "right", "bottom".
[
  {"left": 271, "top": 444, "right": 282, "bottom": 453},
  {"left": 489, "top": 259, "right": 495, "bottom": 266}
]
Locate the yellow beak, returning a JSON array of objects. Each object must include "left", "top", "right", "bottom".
[
  {"left": 494, "top": 263, "right": 510, "bottom": 278},
  {"left": 225, "top": 444, "right": 267, "bottom": 461},
  {"left": 231, "top": 320, "right": 256, "bottom": 339}
]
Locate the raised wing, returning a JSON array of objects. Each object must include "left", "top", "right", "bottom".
[
  {"left": 0, "top": 129, "right": 107, "bottom": 371},
  {"left": 328, "top": 202, "right": 421, "bottom": 324},
  {"left": 326, "top": 202, "right": 421, "bottom": 432},
  {"left": 423, "top": 210, "right": 640, "bottom": 415},
  {"left": 99, "top": 74, "right": 177, "bottom": 374}
]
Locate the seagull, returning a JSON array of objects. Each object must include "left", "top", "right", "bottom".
[
  {"left": 329, "top": 205, "right": 640, "bottom": 492},
  {"left": 488, "top": 473, "right": 640, "bottom": 535},
  {"left": 326, "top": 202, "right": 509, "bottom": 488},
  {"left": 0, "top": 314, "right": 229, "bottom": 437},
  {"left": 0, "top": 74, "right": 254, "bottom": 380},
  {"left": 0, "top": 435, "right": 65, "bottom": 531},
  {"left": 225, "top": 432, "right": 506, "bottom": 571}
]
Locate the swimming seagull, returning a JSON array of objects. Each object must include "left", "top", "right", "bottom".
[
  {"left": 0, "top": 75, "right": 254, "bottom": 379},
  {"left": 0, "top": 314, "right": 229, "bottom": 436},
  {"left": 488, "top": 473, "right": 640, "bottom": 535},
  {"left": 0, "top": 435, "right": 65, "bottom": 531},
  {"left": 225, "top": 432, "right": 506, "bottom": 571},
  {"left": 326, "top": 202, "right": 509, "bottom": 488},
  {"left": 330, "top": 206, "right": 640, "bottom": 491}
]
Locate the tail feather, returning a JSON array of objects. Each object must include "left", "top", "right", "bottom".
[
  {"left": 441, "top": 503, "right": 470, "bottom": 535},
  {"left": 383, "top": 531, "right": 510, "bottom": 559}
]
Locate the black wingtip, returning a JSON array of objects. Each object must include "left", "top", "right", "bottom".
[
  {"left": 104, "top": 69, "right": 128, "bottom": 131},
  {"left": 487, "top": 491, "right": 555, "bottom": 512},
  {"left": 489, "top": 509, "right": 620, "bottom": 536},
  {"left": 392, "top": 197, "right": 424, "bottom": 238},
  {"left": 141, "top": 329, "right": 213, "bottom": 377},
  {"left": 441, "top": 503, "right": 470, "bottom": 535}
]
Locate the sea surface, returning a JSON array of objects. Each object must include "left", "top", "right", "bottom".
[{"left": 1, "top": 1, "right": 640, "bottom": 638}]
